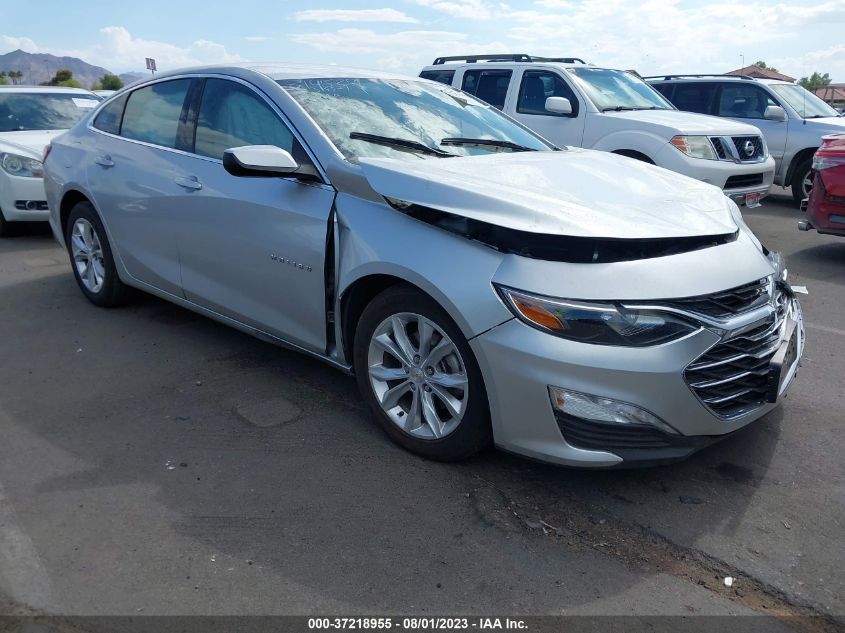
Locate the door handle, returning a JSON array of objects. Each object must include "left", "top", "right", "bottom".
[
  {"left": 95, "top": 154, "right": 115, "bottom": 168},
  {"left": 174, "top": 176, "right": 203, "bottom": 191}
]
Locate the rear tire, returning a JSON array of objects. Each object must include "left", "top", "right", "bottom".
[
  {"left": 791, "top": 157, "right": 813, "bottom": 204},
  {"left": 353, "top": 285, "right": 492, "bottom": 461},
  {"left": 65, "top": 201, "right": 129, "bottom": 307}
]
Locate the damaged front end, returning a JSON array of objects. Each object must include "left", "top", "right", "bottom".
[{"left": 386, "top": 198, "right": 738, "bottom": 264}]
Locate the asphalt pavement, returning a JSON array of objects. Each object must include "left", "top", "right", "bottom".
[{"left": 0, "top": 189, "right": 842, "bottom": 631}]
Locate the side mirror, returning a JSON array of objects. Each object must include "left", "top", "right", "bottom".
[
  {"left": 764, "top": 105, "right": 787, "bottom": 122},
  {"left": 223, "top": 145, "right": 312, "bottom": 178},
  {"left": 545, "top": 96, "right": 573, "bottom": 115}
]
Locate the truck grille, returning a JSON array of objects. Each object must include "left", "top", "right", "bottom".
[
  {"left": 708, "top": 135, "right": 765, "bottom": 162},
  {"left": 732, "top": 136, "right": 765, "bottom": 161},
  {"left": 685, "top": 290, "right": 788, "bottom": 419},
  {"left": 661, "top": 277, "right": 771, "bottom": 318}
]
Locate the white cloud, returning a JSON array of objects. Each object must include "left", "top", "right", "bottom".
[
  {"left": 0, "top": 26, "right": 245, "bottom": 72},
  {"left": 407, "top": 0, "right": 494, "bottom": 19},
  {"left": 294, "top": 8, "right": 419, "bottom": 23},
  {"left": 245, "top": 35, "right": 268, "bottom": 42},
  {"left": 500, "top": 0, "right": 845, "bottom": 79},
  {"left": 291, "top": 28, "right": 506, "bottom": 72}
]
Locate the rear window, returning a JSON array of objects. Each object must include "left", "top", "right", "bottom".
[
  {"left": 419, "top": 70, "right": 455, "bottom": 86},
  {"left": 461, "top": 69, "right": 512, "bottom": 109},
  {"left": 121, "top": 79, "right": 191, "bottom": 149}
]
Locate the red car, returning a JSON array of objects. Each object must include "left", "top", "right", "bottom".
[{"left": 801, "top": 134, "right": 845, "bottom": 237}]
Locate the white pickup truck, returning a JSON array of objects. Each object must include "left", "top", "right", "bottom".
[{"left": 420, "top": 55, "right": 776, "bottom": 206}]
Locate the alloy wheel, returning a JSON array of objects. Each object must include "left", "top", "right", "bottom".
[
  {"left": 367, "top": 312, "right": 469, "bottom": 439},
  {"left": 71, "top": 218, "right": 106, "bottom": 293},
  {"left": 801, "top": 170, "right": 814, "bottom": 198}
]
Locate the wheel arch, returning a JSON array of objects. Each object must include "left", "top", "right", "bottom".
[
  {"left": 785, "top": 147, "right": 817, "bottom": 184},
  {"left": 612, "top": 149, "right": 655, "bottom": 164},
  {"left": 339, "top": 273, "right": 443, "bottom": 367},
  {"left": 59, "top": 189, "right": 94, "bottom": 237}
]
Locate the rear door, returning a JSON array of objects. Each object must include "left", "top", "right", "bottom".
[
  {"left": 510, "top": 68, "right": 585, "bottom": 146},
  {"left": 169, "top": 77, "right": 336, "bottom": 353},
  {"left": 460, "top": 68, "right": 513, "bottom": 110},
  {"left": 88, "top": 78, "right": 194, "bottom": 295}
]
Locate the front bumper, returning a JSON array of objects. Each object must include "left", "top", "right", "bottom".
[
  {"left": 654, "top": 147, "right": 775, "bottom": 205},
  {"left": 0, "top": 173, "right": 50, "bottom": 222},
  {"left": 471, "top": 294, "right": 804, "bottom": 467}
]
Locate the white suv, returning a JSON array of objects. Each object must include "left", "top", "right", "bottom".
[{"left": 420, "top": 55, "right": 776, "bottom": 206}]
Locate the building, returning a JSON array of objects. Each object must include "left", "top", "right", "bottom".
[
  {"left": 813, "top": 84, "right": 845, "bottom": 111},
  {"left": 724, "top": 65, "right": 796, "bottom": 82}
]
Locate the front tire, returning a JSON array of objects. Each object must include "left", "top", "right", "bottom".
[
  {"left": 353, "top": 285, "right": 492, "bottom": 461},
  {"left": 791, "top": 157, "right": 813, "bottom": 204},
  {"left": 0, "top": 208, "right": 11, "bottom": 237},
  {"left": 65, "top": 201, "right": 128, "bottom": 307}
]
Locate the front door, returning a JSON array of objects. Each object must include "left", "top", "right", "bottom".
[
  {"left": 510, "top": 69, "right": 585, "bottom": 147},
  {"left": 173, "top": 78, "right": 335, "bottom": 353}
]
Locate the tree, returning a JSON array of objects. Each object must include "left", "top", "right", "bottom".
[
  {"left": 7, "top": 70, "right": 23, "bottom": 84},
  {"left": 799, "top": 72, "right": 832, "bottom": 92},
  {"left": 91, "top": 73, "right": 123, "bottom": 91},
  {"left": 754, "top": 60, "right": 780, "bottom": 73},
  {"left": 101, "top": 73, "right": 123, "bottom": 90},
  {"left": 41, "top": 69, "right": 82, "bottom": 88},
  {"left": 0, "top": 72, "right": 7, "bottom": 86}
]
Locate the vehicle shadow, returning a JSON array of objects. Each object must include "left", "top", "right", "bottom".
[{"left": 0, "top": 266, "right": 781, "bottom": 615}]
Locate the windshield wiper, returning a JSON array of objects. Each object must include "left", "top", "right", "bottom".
[
  {"left": 349, "top": 132, "right": 455, "bottom": 157},
  {"left": 601, "top": 106, "right": 665, "bottom": 112},
  {"left": 440, "top": 137, "right": 537, "bottom": 152}
]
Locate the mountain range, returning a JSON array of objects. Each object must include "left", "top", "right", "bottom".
[{"left": 0, "top": 49, "right": 147, "bottom": 88}]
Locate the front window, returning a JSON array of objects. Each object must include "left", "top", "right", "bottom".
[
  {"left": 769, "top": 83, "right": 840, "bottom": 119},
  {"left": 0, "top": 92, "right": 99, "bottom": 132},
  {"left": 567, "top": 68, "right": 673, "bottom": 112},
  {"left": 278, "top": 78, "right": 552, "bottom": 162}
]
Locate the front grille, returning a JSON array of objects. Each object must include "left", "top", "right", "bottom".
[
  {"left": 725, "top": 173, "right": 764, "bottom": 189},
  {"left": 708, "top": 136, "right": 765, "bottom": 162},
  {"left": 732, "top": 135, "right": 764, "bottom": 161},
  {"left": 685, "top": 291, "right": 788, "bottom": 419},
  {"left": 711, "top": 137, "right": 728, "bottom": 159},
  {"left": 661, "top": 277, "right": 771, "bottom": 318}
]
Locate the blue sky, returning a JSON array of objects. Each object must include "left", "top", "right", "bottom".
[{"left": 1, "top": 0, "right": 843, "bottom": 80}]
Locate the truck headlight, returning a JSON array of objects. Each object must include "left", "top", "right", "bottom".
[
  {"left": 670, "top": 135, "right": 717, "bottom": 160},
  {"left": 496, "top": 286, "right": 699, "bottom": 347},
  {"left": 1, "top": 153, "right": 44, "bottom": 178}
]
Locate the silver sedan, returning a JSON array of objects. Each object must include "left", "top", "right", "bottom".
[{"left": 43, "top": 64, "right": 804, "bottom": 467}]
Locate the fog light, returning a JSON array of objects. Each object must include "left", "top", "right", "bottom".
[{"left": 548, "top": 386, "right": 678, "bottom": 435}]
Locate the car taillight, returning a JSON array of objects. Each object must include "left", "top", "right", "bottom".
[
  {"left": 42, "top": 143, "right": 52, "bottom": 163},
  {"left": 812, "top": 154, "right": 845, "bottom": 171}
]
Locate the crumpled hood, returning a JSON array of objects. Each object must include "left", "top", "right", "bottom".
[
  {"left": 359, "top": 148, "right": 738, "bottom": 239},
  {"left": 601, "top": 109, "right": 764, "bottom": 135},
  {"left": 0, "top": 130, "right": 65, "bottom": 159}
]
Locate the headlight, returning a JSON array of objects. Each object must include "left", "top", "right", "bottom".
[
  {"left": 1, "top": 153, "right": 44, "bottom": 178},
  {"left": 670, "top": 135, "right": 717, "bottom": 160},
  {"left": 497, "top": 286, "right": 699, "bottom": 347}
]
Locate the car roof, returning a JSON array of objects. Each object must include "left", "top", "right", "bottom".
[
  {"left": 136, "top": 63, "right": 416, "bottom": 83},
  {"left": 0, "top": 85, "right": 98, "bottom": 94},
  {"left": 647, "top": 75, "right": 794, "bottom": 86},
  {"left": 420, "top": 61, "right": 602, "bottom": 72}
]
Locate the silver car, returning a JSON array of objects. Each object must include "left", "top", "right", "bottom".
[{"left": 43, "top": 64, "right": 805, "bottom": 467}]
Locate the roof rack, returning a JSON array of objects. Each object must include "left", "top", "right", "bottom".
[
  {"left": 642, "top": 73, "right": 754, "bottom": 81},
  {"left": 431, "top": 54, "right": 586, "bottom": 65}
]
